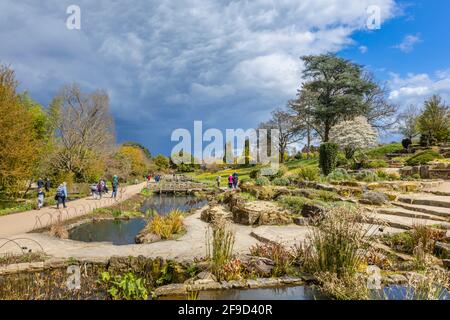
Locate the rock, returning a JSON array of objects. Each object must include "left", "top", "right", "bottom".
[
  {"left": 201, "top": 205, "right": 230, "bottom": 223},
  {"left": 246, "top": 278, "right": 281, "bottom": 289},
  {"left": 386, "top": 274, "right": 408, "bottom": 284},
  {"left": 196, "top": 271, "right": 217, "bottom": 282},
  {"left": 230, "top": 198, "right": 292, "bottom": 226},
  {"left": 293, "top": 217, "right": 310, "bottom": 226},
  {"left": 135, "top": 232, "right": 161, "bottom": 244},
  {"left": 301, "top": 203, "right": 325, "bottom": 218},
  {"left": 240, "top": 255, "right": 275, "bottom": 277},
  {"left": 279, "top": 275, "right": 304, "bottom": 285},
  {"left": 154, "top": 283, "right": 187, "bottom": 296},
  {"left": 359, "top": 192, "right": 388, "bottom": 206}
]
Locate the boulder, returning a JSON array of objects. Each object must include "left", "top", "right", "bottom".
[
  {"left": 135, "top": 232, "right": 161, "bottom": 244},
  {"left": 301, "top": 203, "right": 326, "bottom": 218},
  {"left": 240, "top": 255, "right": 275, "bottom": 277},
  {"left": 443, "top": 259, "right": 450, "bottom": 270},
  {"left": 435, "top": 242, "right": 450, "bottom": 258},
  {"left": 230, "top": 199, "right": 292, "bottom": 226},
  {"left": 359, "top": 192, "right": 388, "bottom": 206}
]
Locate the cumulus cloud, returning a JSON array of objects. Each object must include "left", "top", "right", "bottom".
[
  {"left": 388, "top": 71, "right": 450, "bottom": 106},
  {"left": 0, "top": 0, "right": 398, "bottom": 153},
  {"left": 393, "top": 34, "right": 421, "bottom": 53}
]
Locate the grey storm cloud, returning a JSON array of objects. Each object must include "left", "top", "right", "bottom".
[{"left": 0, "top": 0, "right": 398, "bottom": 154}]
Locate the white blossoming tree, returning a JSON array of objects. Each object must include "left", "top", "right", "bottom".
[{"left": 329, "top": 116, "right": 379, "bottom": 159}]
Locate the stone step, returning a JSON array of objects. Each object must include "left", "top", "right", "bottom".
[
  {"left": 378, "top": 207, "right": 447, "bottom": 222},
  {"left": 423, "top": 190, "right": 450, "bottom": 197},
  {"left": 365, "top": 214, "right": 450, "bottom": 231},
  {"left": 398, "top": 195, "right": 450, "bottom": 209},
  {"left": 392, "top": 202, "right": 450, "bottom": 218}
]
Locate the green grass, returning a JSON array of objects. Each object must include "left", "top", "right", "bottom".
[{"left": 364, "top": 143, "right": 403, "bottom": 159}]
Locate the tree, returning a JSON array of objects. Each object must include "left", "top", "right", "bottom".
[
  {"left": 116, "top": 145, "right": 149, "bottom": 177},
  {"left": 296, "top": 54, "right": 379, "bottom": 142},
  {"left": 122, "top": 142, "right": 152, "bottom": 160},
  {"left": 49, "top": 83, "right": 115, "bottom": 181},
  {"left": 154, "top": 154, "right": 170, "bottom": 170},
  {"left": 259, "top": 108, "right": 303, "bottom": 163},
  {"left": 329, "top": 116, "right": 379, "bottom": 159},
  {"left": 0, "top": 65, "right": 40, "bottom": 196},
  {"left": 397, "top": 105, "right": 421, "bottom": 140},
  {"left": 418, "top": 95, "right": 450, "bottom": 146}
]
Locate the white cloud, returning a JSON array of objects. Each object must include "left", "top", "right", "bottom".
[
  {"left": 388, "top": 71, "right": 450, "bottom": 106},
  {"left": 359, "top": 45, "right": 368, "bottom": 54},
  {"left": 393, "top": 34, "right": 421, "bottom": 53}
]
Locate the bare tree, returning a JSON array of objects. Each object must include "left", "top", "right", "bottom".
[
  {"left": 50, "top": 83, "right": 115, "bottom": 180},
  {"left": 259, "top": 108, "right": 304, "bottom": 163},
  {"left": 397, "top": 104, "right": 421, "bottom": 140}
]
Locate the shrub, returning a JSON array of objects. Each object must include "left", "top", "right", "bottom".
[
  {"left": 355, "top": 170, "right": 379, "bottom": 182},
  {"left": 367, "top": 160, "right": 388, "bottom": 169},
  {"left": 405, "top": 269, "right": 449, "bottom": 300},
  {"left": 249, "top": 168, "right": 261, "bottom": 179},
  {"left": 315, "top": 272, "right": 369, "bottom": 300},
  {"left": 375, "top": 169, "right": 400, "bottom": 181},
  {"left": 405, "top": 150, "right": 443, "bottom": 166},
  {"left": 255, "top": 176, "right": 270, "bottom": 186},
  {"left": 297, "top": 166, "right": 320, "bottom": 181},
  {"left": 272, "top": 177, "right": 290, "bottom": 186},
  {"left": 327, "top": 168, "right": 351, "bottom": 182},
  {"left": 277, "top": 196, "right": 310, "bottom": 214},
  {"left": 270, "top": 164, "right": 288, "bottom": 179},
  {"left": 402, "top": 138, "right": 412, "bottom": 149},
  {"left": 336, "top": 153, "right": 350, "bottom": 167},
  {"left": 319, "top": 143, "right": 339, "bottom": 176}
]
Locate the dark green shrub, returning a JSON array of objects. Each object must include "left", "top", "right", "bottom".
[
  {"left": 402, "top": 138, "right": 412, "bottom": 149},
  {"left": 355, "top": 170, "right": 379, "bottom": 182},
  {"left": 249, "top": 168, "right": 261, "bottom": 179},
  {"left": 405, "top": 150, "right": 443, "bottom": 166},
  {"left": 336, "top": 153, "right": 349, "bottom": 167},
  {"left": 319, "top": 143, "right": 339, "bottom": 176}
]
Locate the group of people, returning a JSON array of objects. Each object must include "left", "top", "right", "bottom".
[
  {"left": 35, "top": 175, "right": 120, "bottom": 210},
  {"left": 91, "top": 175, "right": 120, "bottom": 200},
  {"left": 216, "top": 172, "right": 239, "bottom": 189}
]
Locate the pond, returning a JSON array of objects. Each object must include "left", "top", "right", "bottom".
[
  {"left": 159, "top": 285, "right": 450, "bottom": 300},
  {"left": 68, "top": 194, "right": 207, "bottom": 245}
]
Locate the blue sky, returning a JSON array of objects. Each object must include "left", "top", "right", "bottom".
[{"left": 1, "top": 0, "right": 449, "bottom": 156}]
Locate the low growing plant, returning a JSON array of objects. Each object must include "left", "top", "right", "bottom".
[{"left": 100, "top": 272, "right": 149, "bottom": 300}]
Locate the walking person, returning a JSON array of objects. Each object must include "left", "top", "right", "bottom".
[
  {"left": 111, "top": 175, "right": 119, "bottom": 199},
  {"left": 37, "top": 178, "right": 44, "bottom": 189},
  {"left": 55, "top": 182, "right": 67, "bottom": 209},
  {"left": 228, "top": 175, "right": 233, "bottom": 189},
  {"left": 232, "top": 172, "right": 239, "bottom": 189},
  {"left": 97, "top": 180, "right": 103, "bottom": 199},
  {"left": 37, "top": 188, "right": 45, "bottom": 210},
  {"left": 216, "top": 175, "right": 221, "bottom": 188},
  {"left": 44, "top": 178, "right": 51, "bottom": 192}
]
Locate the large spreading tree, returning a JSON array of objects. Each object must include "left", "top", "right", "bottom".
[
  {"left": 291, "top": 54, "right": 395, "bottom": 142},
  {"left": 418, "top": 95, "right": 450, "bottom": 145}
]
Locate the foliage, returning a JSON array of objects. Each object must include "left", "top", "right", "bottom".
[
  {"left": 153, "top": 154, "right": 170, "bottom": 170},
  {"left": 402, "top": 138, "right": 412, "bottom": 150},
  {"left": 249, "top": 168, "right": 261, "bottom": 179},
  {"left": 329, "top": 116, "right": 378, "bottom": 159},
  {"left": 355, "top": 170, "right": 379, "bottom": 182},
  {"left": 278, "top": 196, "right": 327, "bottom": 215},
  {"left": 315, "top": 272, "right": 369, "bottom": 300},
  {"left": 302, "top": 207, "right": 369, "bottom": 277},
  {"left": 365, "top": 143, "right": 403, "bottom": 159},
  {"left": 397, "top": 105, "right": 421, "bottom": 140},
  {"left": 146, "top": 210, "right": 185, "bottom": 239},
  {"left": 206, "top": 218, "right": 235, "bottom": 280},
  {"left": 405, "top": 150, "right": 443, "bottom": 166},
  {"left": 250, "top": 243, "right": 296, "bottom": 276},
  {"left": 0, "top": 65, "right": 41, "bottom": 196},
  {"left": 100, "top": 272, "right": 149, "bottom": 300},
  {"left": 293, "top": 54, "right": 384, "bottom": 142},
  {"left": 272, "top": 177, "right": 290, "bottom": 186},
  {"left": 405, "top": 269, "right": 449, "bottom": 300},
  {"left": 417, "top": 95, "right": 450, "bottom": 145},
  {"left": 327, "top": 168, "right": 351, "bottom": 182},
  {"left": 255, "top": 176, "right": 270, "bottom": 186},
  {"left": 116, "top": 145, "right": 151, "bottom": 177},
  {"left": 366, "top": 160, "right": 388, "bottom": 169},
  {"left": 296, "top": 166, "right": 320, "bottom": 181},
  {"left": 319, "top": 143, "right": 339, "bottom": 175}
]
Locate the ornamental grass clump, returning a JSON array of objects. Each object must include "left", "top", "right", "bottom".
[
  {"left": 147, "top": 209, "right": 185, "bottom": 239},
  {"left": 206, "top": 217, "right": 235, "bottom": 280},
  {"left": 303, "top": 207, "right": 371, "bottom": 277}
]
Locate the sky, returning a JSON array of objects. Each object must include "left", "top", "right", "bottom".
[{"left": 1, "top": 0, "right": 449, "bottom": 156}]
